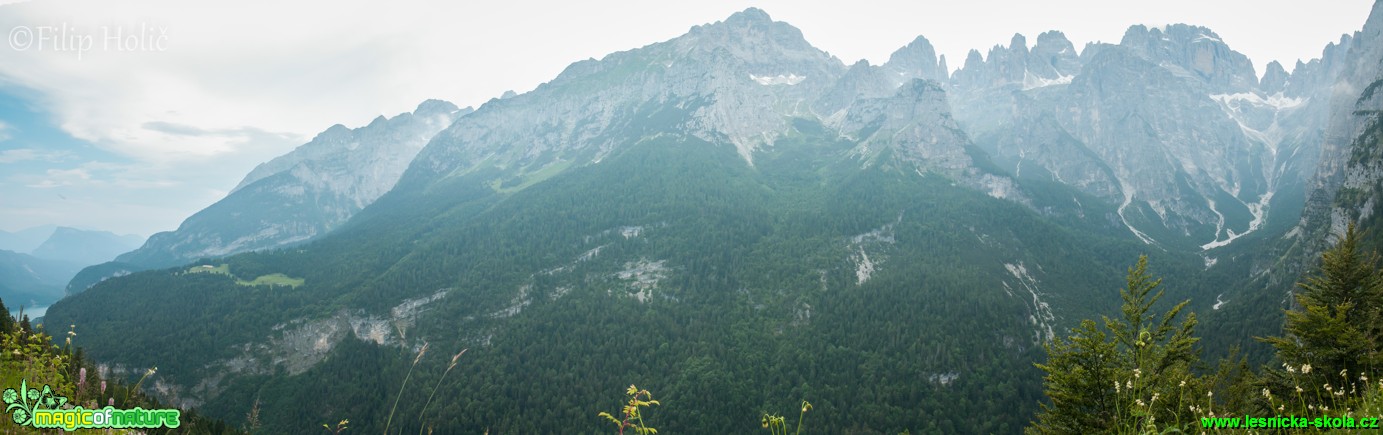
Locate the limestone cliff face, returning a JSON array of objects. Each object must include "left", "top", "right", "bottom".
[
  {"left": 1278, "top": 1, "right": 1383, "bottom": 271},
  {"left": 110, "top": 100, "right": 469, "bottom": 270},
  {"left": 946, "top": 23, "right": 1341, "bottom": 250}
]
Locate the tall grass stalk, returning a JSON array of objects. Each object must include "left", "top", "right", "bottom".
[
  {"left": 417, "top": 348, "right": 467, "bottom": 435},
  {"left": 385, "top": 342, "right": 428, "bottom": 435},
  {"left": 124, "top": 366, "right": 156, "bottom": 406}
]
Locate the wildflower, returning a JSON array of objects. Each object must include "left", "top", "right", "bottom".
[
  {"left": 1302, "top": 364, "right": 1312, "bottom": 374},
  {"left": 1278, "top": 405, "right": 1284, "bottom": 412},
  {"left": 1341, "top": 368, "right": 1348, "bottom": 378},
  {"left": 1360, "top": 374, "right": 1368, "bottom": 382},
  {"left": 100, "top": 380, "right": 106, "bottom": 395},
  {"left": 1152, "top": 393, "right": 1160, "bottom": 403},
  {"left": 1115, "top": 380, "right": 1121, "bottom": 393},
  {"left": 1179, "top": 380, "right": 1187, "bottom": 387},
  {"left": 1136, "top": 398, "right": 1145, "bottom": 407},
  {"left": 1325, "top": 384, "right": 1332, "bottom": 392},
  {"left": 1296, "top": 386, "right": 1303, "bottom": 394},
  {"left": 1133, "top": 368, "right": 1142, "bottom": 379},
  {"left": 1127, "top": 380, "right": 1133, "bottom": 390},
  {"left": 108, "top": 398, "right": 114, "bottom": 407},
  {"left": 77, "top": 368, "right": 86, "bottom": 389},
  {"left": 1207, "top": 391, "right": 1213, "bottom": 397},
  {"left": 1286, "top": 364, "right": 1296, "bottom": 373},
  {"left": 1262, "top": 388, "right": 1271, "bottom": 399}
]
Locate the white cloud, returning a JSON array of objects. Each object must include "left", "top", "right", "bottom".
[
  {"left": 0, "top": 121, "right": 10, "bottom": 142},
  {"left": 24, "top": 167, "right": 90, "bottom": 188},
  {"left": 0, "top": 148, "right": 73, "bottom": 163}
]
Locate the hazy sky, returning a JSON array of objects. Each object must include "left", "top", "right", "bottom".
[{"left": 0, "top": 0, "right": 1374, "bottom": 237}]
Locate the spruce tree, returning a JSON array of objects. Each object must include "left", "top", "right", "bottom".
[
  {"left": 1029, "top": 256, "right": 1200, "bottom": 434},
  {"left": 1263, "top": 222, "right": 1383, "bottom": 390},
  {"left": 0, "top": 297, "right": 12, "bottom": 334}
]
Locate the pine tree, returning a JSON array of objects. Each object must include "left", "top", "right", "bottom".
[
  {"left": 1263, "top": 222, "right": 1383, "bottom": 390},
  {"left": 1029, "top": 256, "right": 1200, "bottom": 434},
  {"left": 0, "top": 297, "right": 12, "bottom": 334}
]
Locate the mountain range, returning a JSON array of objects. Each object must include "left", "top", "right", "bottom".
[
  {"left": 0, "top": 226, "right": 141, "bottom": 314},
  {"left": 64, "top": 100, "right": 472, "bottom": 292},
  {"left": 41, "top": 5, "right": 1383, "bottom": 433}
]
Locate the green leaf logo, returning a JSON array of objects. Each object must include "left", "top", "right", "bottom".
[{"left": 3, "top": 379, "right": 70, "bottom": 427}]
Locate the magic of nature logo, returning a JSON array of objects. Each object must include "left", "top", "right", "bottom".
[{"left": 3, "top": 379, "right": 180, "bottom": 431}]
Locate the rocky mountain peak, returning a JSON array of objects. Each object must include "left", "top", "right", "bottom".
[
  {"left": 838, "top": 78, "right": 975, "bottom": 174},
  {"left": 1009, "top": 33, "right": 1028, "bottom": 52},
  {"left": 1260, "top": 60, "right": 1288, "bottom": 94},
  {"left": 963, "top": 49, "right": 984, "bottom": 70},
  {"left": 414, "top": 99, "right": 460, "bottom": 117},
  {"left": 884, "top": 35, "right": 947, "bottom": 83},
  {"left": 315, "top": 124, "right": 353, "bottom": 142},
  {"left": 950, "top": 31, "right": 1077, "bottom": 93},
  {"left": 685, "top": 7, "right": 819, "bottom": 58},
  {"left": 1119, "top": 23, "right": 1257, "bottom": 92},
  {"left": 1030, "top": 31, "right": 1080, "bottom": 78},
  {"left": 112, "top": 99, "right": 466, "bottom": 269},
  {"left": 726, "top": 7, "right": 772, "bottom": 24}
]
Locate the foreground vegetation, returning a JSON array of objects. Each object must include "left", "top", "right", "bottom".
[
  {"left": 0, "top": 302, "right": 238, "bottom": 434},
  {"left": 1031, "top": 223, "right": 1383, "bottom": 433}
]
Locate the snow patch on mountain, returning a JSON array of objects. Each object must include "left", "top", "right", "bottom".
[
  {"left": 1210, "top": 92, "right": 1306, "bottom": 110},
  {"left": 1021, "top": 71, "right": 1074, "bottom": 91},
  {"left": 750, "top": 73, "right": 806, "bottom": 85}
]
